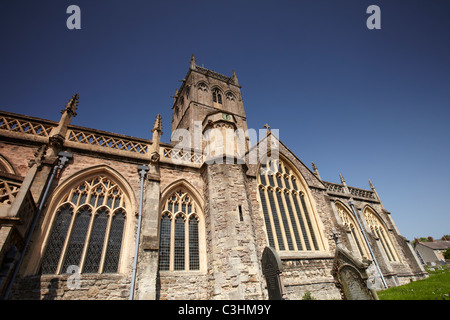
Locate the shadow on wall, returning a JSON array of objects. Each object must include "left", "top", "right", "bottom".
[
  {"left": 42, "top": 278, "right": 59, "bottom": 300},
  {"left": 9, "top": 275, "right": 51, "bottom": 300}
]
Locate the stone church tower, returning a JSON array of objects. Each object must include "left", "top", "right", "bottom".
[{"left": 0, "top": 56, "right": 426, "bottom": 300}]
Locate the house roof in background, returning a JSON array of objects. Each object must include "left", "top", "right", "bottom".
[{"left": 419, "top": 241, "right": 450, "bottom": 250}]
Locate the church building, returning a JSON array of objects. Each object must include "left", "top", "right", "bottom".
[{"left": 0, "top": 56, "right": 426, "bottom": 300}]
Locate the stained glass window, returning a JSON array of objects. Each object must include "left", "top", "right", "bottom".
[{"left": 40, "top": 175, "right": 128, "bottom": 274}]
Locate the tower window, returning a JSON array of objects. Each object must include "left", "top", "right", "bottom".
[
  {"left": 198, "top": 82, "right": 208, "bottom": 92},
  {"left": 212, "top": 88, "right": 222, "bottom": 104},
  {"left": 226, "top": 92, "right": 236, "bottom": 102}
]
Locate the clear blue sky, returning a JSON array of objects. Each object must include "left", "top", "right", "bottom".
[{"left": 1, "top": 1, "right": 449, "bottom": 241}]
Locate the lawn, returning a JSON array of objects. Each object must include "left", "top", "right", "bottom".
[{"left": 378, "top": 267, "right": 450, "bottom": 300}]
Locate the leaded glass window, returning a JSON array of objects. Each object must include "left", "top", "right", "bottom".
[
  {"left": 40, "top": 175, "right": 128, "bottom": 274},
  {"left": 284, "top": 190, "right": 302, "bottom": 250},
  {"left": 267, "top": 188, "right": 285, "bottom": 251},
  {"left": 158, "top": 214, "right": 171, "bottom": 271},
  {"left": 84, "top": 207, "right": 109, "bottom": 273},
  {"left": 189, "top": 216, "right": 199, "bottom": 270},
  {"left": 364, "top": 207, "right": 399, "bottom": 262},
  {"left": 103, "top": 209, "right": 126, "bottom": 273},
  {"left": 174, "top": 215, "right": 185, "bottom": 270},
  {"left": 40, "top": 204, "right": 73, "bottom": 274},
  {"left": 259, "top": 186, "right": 275, "bottom": 248},
  {"left": 336, "top": 203, "right": 370, "bottom": 259},
  {"left": 292, "top": 192, "right": 311, "bottom": 250},
  {"left": 257, "top": 158, "right": 324, "bottom": 252},
  {"left": 158, "top": 189, "right": 202, "bottom": 271},
  {"left": 300, "top": 193, "right": 319, "bottom": 250},
  {"left": 61, "top": 206, "right": 91, "bottom": 272}
]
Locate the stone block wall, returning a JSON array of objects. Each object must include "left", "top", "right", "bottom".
[
  {"left": 281, "top": 258, "right": 340, "bottom": 300},
  {"left": 0, "top": 143, "right": 36, "bottom": 176},
  {"left": 157, "top": 272, "right": 209, "bottom": 300},
  {"left": 11, "top": 274, "right": 130, "bottom": 300},
  {"left": 202, "top": 163, "right": 265, "bottom": 300}
]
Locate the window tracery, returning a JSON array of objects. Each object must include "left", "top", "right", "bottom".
[
  {"left": 364, "top": 207, "right": 399, "bottom": 262},
  {"left": 198, "top": 82, "right": 208, "bottom": 92},
  {"left": 40, "top": 175, "right": 127, "bottom": 274},
  {"left": 225, "top": 92, "right": 236, "bottom": 102},
  {"left": 257, "top": 158, "right": 323, "bottom": 253},
  {"left": 158, "top": 189, "right": 201, "bottom": 271},
  {"left": 335, "top": 203, "right": 370, "bottom": 260}
]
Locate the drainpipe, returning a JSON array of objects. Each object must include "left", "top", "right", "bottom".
[
  {"left": 4, "top": 151, "right": 72, "bottom": 299},
  {"left": 348, "top": 200, "right": 388, "bottom": 289},
  {"left": 129, "top": 164, "right": 149, "bottom": 300}
]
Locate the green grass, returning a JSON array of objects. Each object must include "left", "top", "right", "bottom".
[{"left": 378, "top": 267, "right": 450, "bottom": 300}]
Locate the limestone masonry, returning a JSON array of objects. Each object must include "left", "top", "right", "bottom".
[{"left": 0, "top": 56, "right": 426, "bottom": 300}]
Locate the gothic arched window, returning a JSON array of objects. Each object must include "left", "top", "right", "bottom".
[
  {"left": 364, "top": 207, "right": 399, "bottom": 262},
  {"left": 335, "top": 202, "right": 370, "bottom": 260},
  {"left": 212, "top": 88, "right": 222, "bottom": 105},
  {"left": 158, "top": 189, "right": 202, "bottom": 271},
  {"left": 198, "top": 82, "right": 208, "bottom": 92},
  {"left": 40, "top": 175, "right": 127, "bottom": 274},
  {"left": 225, "top": 92, "right": 236, "bottom": 102},
  {"left": 257, "top": 158, "right": 324, "bottom": 253}
]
